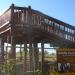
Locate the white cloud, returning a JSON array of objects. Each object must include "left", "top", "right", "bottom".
[
  {"left": 0, "top": 12, "right": 1, "bottom": 15},
  {"left": 0, "top": 11, "right": 3, "bottom": 16}
]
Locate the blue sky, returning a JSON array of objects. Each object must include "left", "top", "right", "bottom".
[{"left": 0, "top": 0, "right": 75, "bottom": 26}]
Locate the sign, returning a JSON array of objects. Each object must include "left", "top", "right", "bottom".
[
  {"left": 57, "top": 48, "right": 75, "bottom": 72},
  {"left": 57, "top": 48, "right": 75, "bottom": 62}
]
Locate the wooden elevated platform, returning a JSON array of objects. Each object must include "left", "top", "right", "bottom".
[
  {"left": 0, "top": 4, "right": 75, "bottom": 75},
  {"left": 0, "top": 4, "right": 75, "bottom": 46}
]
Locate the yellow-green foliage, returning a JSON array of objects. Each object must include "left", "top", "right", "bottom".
[{"left": 3, "top": 59, "right": 16, "bottom": 75}]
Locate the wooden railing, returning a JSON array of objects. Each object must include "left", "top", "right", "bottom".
[
  {"left": 31, "top": 9, "right": 75, "bottom": 42},
  {"left": 11, "top": 6, "right": 75, "bottom": 42},
  {"left": 0, "top": 5, "right": 75, "bottom": 42},
  {"left": 41, "top": 17, "right": 75, "bottom": 42}
]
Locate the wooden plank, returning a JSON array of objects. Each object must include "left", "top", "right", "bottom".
[
  {"left": 10, "top": 35, "right": 16, "bottom": 59},
  {"left": 33, "top": 43, "right": 39, "bottom": 70},
  {"left": 0, "top": 38, "right": 4, "bottom": 63},
  {"left": 41, "top": 42, "right": 45, "bottom": 75},
  {"left": 29, "top": 42, "right": 34, "bottom": 71},
  {"left": 24, "top": 42, "right": 27, "bottom": 73}
]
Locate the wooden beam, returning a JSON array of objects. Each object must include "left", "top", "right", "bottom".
[
  {"left": 0, "top": 38, "right": 4, "bottom": 63},
  {"left": 29, "top": 42, "right": 34, "bottom": 71},
  {"left": 10, "top": 35, "right": 16, "bottom": 59},
  {"left": 20, "top": 44, "right": 22, "bottom": 61},
  {"left": 24, "top": 42, "right": 27, "bottom": 73},
  {"left": 33, "top": 43, "right": 39, "bottom": 70},
  {"left": 6, "top": 36, "right": 9, "bottom": 61},
  {"left": 41, "top": 42, "right": 45, "bottom": 75}
]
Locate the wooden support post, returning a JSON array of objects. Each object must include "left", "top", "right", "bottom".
[
  {"left": 28, "top": 6, "right": 32, "bottom": 25},
  {"left": 6, "top": 36, "right": 9, "bottom": 62},
  {"left": 0, "top": 38, "right": 4, "bottom": 63},
  {"left": 10, "top": 4, "right": 16, "bottom": 60},
  {"left": 33, "top": 43, "right": 39, "bottom": 71},
  {"left": 5, "top": 36, "right": 9, "bottom": 75},
  {"left": 10, "top": 4, "right": 14, "bottom": 24},
  {"left": 41, "top": 42, "right": 45, "bottom": 75},
  {"left": 29, "top": 42, "right": 34, "bottom": 72},
  {"left": 20, "top": 44, "right": 22, "bottom": 61},
  {"left": 24, "top": 42, "right": 27, "bottom": 73},
  {"left": 10, "top": 35, "right": 16, "bottom": 60}
]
